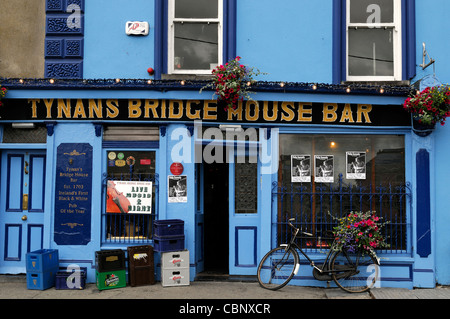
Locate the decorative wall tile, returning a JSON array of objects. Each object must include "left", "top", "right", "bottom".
[
  {"left": 45, "top": 0, "right": 84, "bottom": 78},
  {"left": 45, "top": 61, "right": 83, "bottom": 78}
]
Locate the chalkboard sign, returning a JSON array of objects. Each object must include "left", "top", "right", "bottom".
[{"left": 54, "top": 143, "right": 92, "bottom": 245}]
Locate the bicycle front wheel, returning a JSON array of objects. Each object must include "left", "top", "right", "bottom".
[
  {"left": 330, "top": 250, "right": 379, "bottom": 293},
  {"left": 257, "top": 246, "right": 299, "bottom": 290}
]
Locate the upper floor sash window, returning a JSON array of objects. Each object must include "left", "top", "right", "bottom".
[
  {"left": 346, "top": 0, "right": 402, "bottom": 81},
  {"left": 168, "top": 0, "right": 223, "bottom": 75}
]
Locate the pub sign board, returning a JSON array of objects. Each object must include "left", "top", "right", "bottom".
[
  {"left": 54, "top": 143, "right": 92, "bottom": 245},
  {"left": 1, "top": 98, "right": 411, "bottom": 126}
]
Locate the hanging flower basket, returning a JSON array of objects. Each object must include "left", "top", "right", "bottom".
[
  {"left": 403, "top": 85, "right": 450, "bottom": 136},
  {"left": 200, "top": 57, "right": 265, "bottom": 111},
  {"left": 411, "top": 115, "right": 435, "bottom": 137},
  {"left": 0, "top": 86, "right": 7, "bottom": 107}
]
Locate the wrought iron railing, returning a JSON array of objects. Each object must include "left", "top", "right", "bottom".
[
  {"left": 102, "top": 172, "right": 159, "bottom": 244},
  {"left": 272, "top": 173, "right": 412, "bottom": 254}
]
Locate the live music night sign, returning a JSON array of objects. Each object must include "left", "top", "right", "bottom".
[{"left": 0, "top": 98, "right": 410, "bottom": 126}]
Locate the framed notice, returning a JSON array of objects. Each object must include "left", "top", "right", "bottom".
[
  {"left": 168, "top": 175, "right": 187, "bottom": 203},
  {"left": 291, "top": 155, "right": 311, "bottom": 183},
  {"left": 106, "top": 180, "right": 153, "bottom": 214},
  {"left": 314, "top": 155, "right": 334, "bottom": 183},
  {"left": 346, "top": 151, "right": 366, "bottom": 180}
]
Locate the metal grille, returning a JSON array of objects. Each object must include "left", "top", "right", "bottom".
[
  {"left": 273, "top": 173, "right": 411, "bottom": 253},
  {"left": 2, "top": 126, "right": 47, "bottom": 143},
  {"left": 102, "top": 172, "right": 158, "bottom": 244}
]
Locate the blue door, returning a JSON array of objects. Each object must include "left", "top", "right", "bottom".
[
  {"left": 0, "top": 150, "right": 46, "bottom": 274},
  {"left": 228, "top": 155, "right": 260, "bottom": 275}
]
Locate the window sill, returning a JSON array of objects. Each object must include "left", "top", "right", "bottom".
[
  {"left": 161, "top": 74, "right": 213, "bottom": 81},
  {"left": 342, "top": 80, "right": 411, "bottom": 87}
]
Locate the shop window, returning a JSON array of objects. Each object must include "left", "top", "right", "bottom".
[
  {"left": 103, "top": 150, "right": 157, "bottom": 244},
  {"left": 276, "top": 134, "right": 409, "bottom": 253},
  {"left": 333, "top": 0, "right": 416, "bottom": 83}
]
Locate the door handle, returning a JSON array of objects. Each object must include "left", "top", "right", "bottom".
[
  {"left": 22, "top": 194, "right": 28, "bottom": 211},
  {"left": 24, "top": 161, "right": 29, "bottom": 175},
  {"left": 22, "top": 215, "right": 27, "bottom": 221}
]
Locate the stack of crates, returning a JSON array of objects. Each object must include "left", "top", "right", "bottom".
[
  {"left": 161, "top": 250, "right": 190, "bottom": 287},
  {"left": 95, "top": 249, "right": 126, "bottom": 290},
  {"left": 127, "top": 245, "right": 155, "bottom": 287},
  {"left": 26, "top": 249, "right": 59, "bottom": 290},
  {"left": 153, "top": 219, "right": 185, "bottom": 252}
]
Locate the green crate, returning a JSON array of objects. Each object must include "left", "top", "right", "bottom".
[{"left": 96, "top": 269, "right": 126, "bottom": 290}]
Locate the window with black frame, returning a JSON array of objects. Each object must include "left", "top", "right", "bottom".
[
  {"left": 104, "top": 151, "right": 157, "bottom": 243},
  {"left": 277, "top": 134, "right": 409, "bottom": 253}
]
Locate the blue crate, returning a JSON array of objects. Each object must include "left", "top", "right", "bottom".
[
  {"left": 55, "top": 267, "right": 87, "bottom": 290},
  {"left": 153, "top": 219, "right": 184, "bottom": 237},
  {"left": 26, "top": 249, "right": 59, "bottom": 272},
  {"left": 26, "top": 267, "right": 58, "bottom": 290},
  {"left": 153, "top": 235, "right": 184, "bottom": 252}
]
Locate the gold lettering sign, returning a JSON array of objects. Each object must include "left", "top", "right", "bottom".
[{"left": 26, "top": 98, "right": 376, "bottom": 125}]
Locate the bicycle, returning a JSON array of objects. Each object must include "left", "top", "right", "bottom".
[{"left": 257, "top": 218, "right": 380, "bottom": 293}]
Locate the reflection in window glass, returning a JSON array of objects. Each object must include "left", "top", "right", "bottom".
[
  {"left": 348, "top": 28, "right": 394, "bottom": 77},
  {"left": 350, "top": 0, "right": 394, "bottom": 23},
  {"left": 174, "top": 23, "right": 218, "bottom": 70},
  {"left": 175, "top": 0, "right": 218, "bottom": 18},
  {"left": 277, "top": 134, "right": 407, "bottom": 252}
]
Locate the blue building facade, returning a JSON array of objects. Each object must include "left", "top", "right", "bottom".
[{"left": 0, "top": 0, "right": 449, "bottom": 289}]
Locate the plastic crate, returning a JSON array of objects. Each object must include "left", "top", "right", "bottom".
[
  {"left": 161, "top": 268, "right": 190, "bottom": 287},
  {"left": 26, "top": 267, "right": 58, "bottom": 290},
  {"left": 162, "top": 250, "right": 189, "bottom": 269},
  {"left": 96, "top": 269, "right": 127, "bottom": 290},
  {"left": 55, "top": 267, "right": 87, "bottom": 290},
  {"left": 26, "top": 249, "right": 59, "bottom": 272},
  {"left": 153, "top": 219, "right": 184, "bottom": 237},
  {"left": 127, "top": 245, "right": 155, "bottom": 287},
  {"left": 95, "top": 249, "right": 126, "bottom": 272},
  {"left": 127, "top": 245, "right": 154, "bottom": 268},
  {"left": 153, "top": 235, "right": 185, "bottom": 252}
]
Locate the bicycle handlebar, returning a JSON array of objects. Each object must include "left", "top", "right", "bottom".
[{"left": 288, "top": 218, "right": 313, "bottom": 237}]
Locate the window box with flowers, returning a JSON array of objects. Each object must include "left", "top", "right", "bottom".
[
  {"left": 332, "top": 211, "right": 389, "bottom": 259},
  {"left": 200, "top": 56, "right": 265, "bottom": 111},
  {"left": 403, "top": 85, "right": 450, "bottom": 137}
]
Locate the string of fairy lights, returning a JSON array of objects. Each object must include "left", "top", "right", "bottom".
[{"left": 1, "top": 78, "right": 412, "bottom": 96}]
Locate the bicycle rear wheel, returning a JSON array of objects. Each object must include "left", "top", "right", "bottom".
[
  {"left": 330, "top": 250, "right": 379, "bottom": 293},
  {"left": 257, "top": 246, "right": 299, "bottom": 290}
]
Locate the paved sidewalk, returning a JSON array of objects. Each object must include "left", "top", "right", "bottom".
[{"left": 1, "top": 274, "right": 449, "bottom": 300}]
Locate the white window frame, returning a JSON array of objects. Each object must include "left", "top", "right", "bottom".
[
  {"left": 168, "top": 0, "right": 223, "bottom": 75},
  {"left": 346, "top": 0, "right": 402, "bottom": 82}
]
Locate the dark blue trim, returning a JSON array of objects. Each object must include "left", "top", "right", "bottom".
[
  {"left": 234, "top": 226, "right": 257, "bottom": 267},
  {"left": 102, "top": 141, "right": 160, "bottom": 149},
  {"left": 28, "top": 155, "right": 46, "bottom": 213},
  {"left": 402, "top": 0, "right": 416, "bottom": 80},
  {"left": 27, "top": 224, "right": 44, "bottom": 253},
  {"left": 154, "top": 0, "right": 167, "bottom": 79},
  {"left": 332, "top": 0, "right": 345, "bottom": 84},
  {"left": 4, "top": 224, "right": 22, "bottom": 261},
  {"left": 416, "top": 149, "right": 431, "bottom": 258},
  {"left": 224, "top": 0, "right": 237, "bottom": 62},
  {"left": 6, "top": 154, "right": 24, "bottom": 212}
]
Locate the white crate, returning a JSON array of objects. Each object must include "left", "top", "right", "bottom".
[
  {"left": 161, "top": 250, "right": 189, "bottom": 269},
  {"left": 161, "top": 268, "right": 190, "bottom": 287}
]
